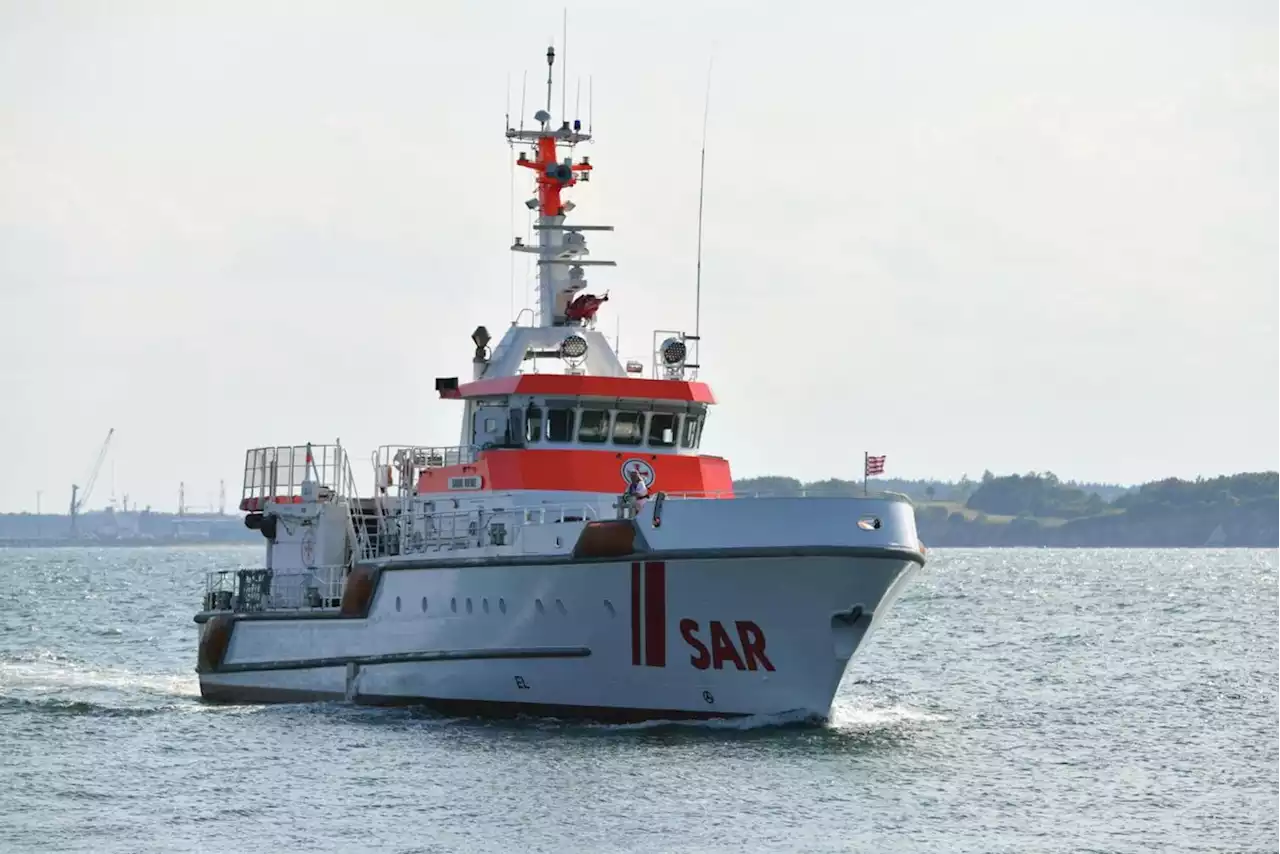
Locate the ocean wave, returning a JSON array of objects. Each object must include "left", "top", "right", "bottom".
[{"left": 0, "top": 694, "right": 167, "bottom": 719}]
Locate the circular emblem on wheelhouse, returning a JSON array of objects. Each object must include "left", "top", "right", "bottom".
[{"left": 621, "top": 459, "right": 655, "bottom": 488}]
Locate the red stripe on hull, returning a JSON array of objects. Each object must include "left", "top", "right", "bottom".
[
  {"left": 643, "top": 561, "right": 666, "bottom": 667},
  {"left": 630, "top": 562, "right": 642, "bottom": 666}
]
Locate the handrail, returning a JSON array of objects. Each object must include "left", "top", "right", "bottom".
[
  {"left": 239, "top": 444, "right": 353, "bottom": 512},
  {"left": 203, "top": 565, "right": 346, "bottom": 613},
  {"left": 337, "top": 447, "right": 374, "bottom": 561},
  {"left": 372, "top": 444, "right": 480, "bottom": 501},
  {"left": 659, "top": 490, "right": 903, "bottom": 500},
  {"left": 397, "top": 501, "right": 599, "bottom": 556},
  {"left": 375, "top": 444, "right": 478, "bottom": 469}
]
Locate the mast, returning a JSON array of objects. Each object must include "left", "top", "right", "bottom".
[{"left": 506, "top": 44, "right": 615, "bottom": 329}]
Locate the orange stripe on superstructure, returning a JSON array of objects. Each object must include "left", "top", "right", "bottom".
[
  {"left": 455, "top": 375, "right": 716, "bottom": 404},
  {"left": 416, "top": 460, "right": 491, "bottom": 494},
  {"left": 415, "top": 449, "right": 733, "bottom": 496}
]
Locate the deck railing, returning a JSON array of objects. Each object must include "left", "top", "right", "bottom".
[
  {"left": 375, "top": 444, "right": 477, "bottom": 472},
  {"left": 203, "top": 565, "right": 347, "bottom": 613},
  {"left": 239, "top": 444, "right": 357, "bottom": 511},
  {"left": 372, "top": 444, "right": 479, "bottom": 498},
  {"left": 659, "top": 490, "right": 910, "bottom": 501},
  {"left": 397, "top": 502, "right": 599, "bottom": 555}
]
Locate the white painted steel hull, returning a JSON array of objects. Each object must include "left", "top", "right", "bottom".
[{"left": 198, "top": 549, "right": 921, "bottom": 721}]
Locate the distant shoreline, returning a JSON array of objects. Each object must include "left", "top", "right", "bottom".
[
  {"left": 0, "top": 537, "right": 257, "bottom": 549},
  {"left": 735, "top": 470, "right": 1279, "bottom": 548},
  {"left": 4, "top": 469, "right": 1276, "bottom": 550}
]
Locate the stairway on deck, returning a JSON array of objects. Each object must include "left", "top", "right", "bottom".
[{"left": 349, "top": 497, "right": 395, "bottom": 557}]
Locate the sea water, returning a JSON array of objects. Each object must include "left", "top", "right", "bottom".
[{"left": 1, "top": 546, "right": 1275, "bottom": 853}]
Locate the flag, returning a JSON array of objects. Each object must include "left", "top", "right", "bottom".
[{"left": 865, "top": 454, "right": 886, "bottom": 477}]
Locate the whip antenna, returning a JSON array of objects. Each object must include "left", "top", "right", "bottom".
[
  {"left": 561, "top": 9, "right": 568, "bottom": 120},
  {"left": 694, "top": 57, "right": 713, "bottom": 348}
]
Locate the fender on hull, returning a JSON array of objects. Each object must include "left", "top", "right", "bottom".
[{"left": 196, "top": 615, "right": 234, "bottom": 673}]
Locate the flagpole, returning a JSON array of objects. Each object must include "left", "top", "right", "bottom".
[{"left": 863, "top": 451, "right": 868, "bottom": 497}]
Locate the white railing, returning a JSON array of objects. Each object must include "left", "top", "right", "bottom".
[
  {"left": 659, "top": 490, "right": 908, "bottom": 501},
  {"left": 376, "top": 444, "right": 477, "bottom": 472},
  {"left": 517, "top": 503, "right": 599, "bottom": 524},
  {"left": 240, "top": 444, "right": 357, "bottom": 511},
  {"left": 397, "top": 502, "right": 599, "bottom": 555},
  {"left": 372, "top": 444, "right": 479, "bottom": 498},
  {"left": 338, "top": 451, "right": 375, "bottom": 562},
  {"left": 203, "top": 565, "right": 347, "bottom": 613}
]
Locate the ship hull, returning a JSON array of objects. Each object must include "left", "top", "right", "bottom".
[{"left": 196, "top": 548, "right": 922, "bottom": 721}]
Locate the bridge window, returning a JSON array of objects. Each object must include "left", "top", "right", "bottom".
[
  {"left": 525, "top": 407, "right": 543, "bottom": 442},
  {"left": 547, "top": 408, "right": 575, "bottom": 442},
  {"left": 612, "top": 411, "right": 644, "bottom": 445},
  {"left": 681, "top": 414, "right": 702, "bottom": 449},
  {"left": 508, "top": 409, "right": 525, "bottom": 446},
  {"left": 648, "top": 413, "right": 677, "bottom": 447},
  {"left": 578, "top": 409, "right": 609, "bottom": 443}
]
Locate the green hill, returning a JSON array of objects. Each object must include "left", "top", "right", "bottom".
[{"left": 732, "top": 470, "right": 1278, "bottom": 547}]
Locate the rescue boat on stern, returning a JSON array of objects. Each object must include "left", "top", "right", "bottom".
[{"left": 194, "top": 43, "right": 926, "bottom": 722}]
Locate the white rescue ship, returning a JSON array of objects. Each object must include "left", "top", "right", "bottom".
[{"left": 195, "top": 44, "right": 926, "bottom": 722}]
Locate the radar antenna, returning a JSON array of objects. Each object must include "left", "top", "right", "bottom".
[{"left": 506, "top": 42, "right": 613, "bottom": 330}]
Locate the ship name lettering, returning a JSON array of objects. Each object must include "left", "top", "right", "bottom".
[{"left": 678, "top": 619, "right": 775, "bottom": 672}]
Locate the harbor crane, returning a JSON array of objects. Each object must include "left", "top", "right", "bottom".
[{"left": 70, "top": 428, "right": 114, "bottom": 536}]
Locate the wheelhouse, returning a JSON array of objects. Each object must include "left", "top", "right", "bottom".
[
  {"left": 441, "top": 374, "right": 715, "bottom": 456},
  {"left": 410, "top": 373, "right": 730, "bottom": 497}
]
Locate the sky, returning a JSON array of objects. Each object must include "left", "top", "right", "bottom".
[{"left": 0, "top": 0, "right": 1276, "bottom": 513}]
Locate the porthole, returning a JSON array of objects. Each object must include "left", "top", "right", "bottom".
[
  {"left": 451, "top": 598, "right": 457, "bottom": 613},
  {"left": 421, "top": 597, "right": 428, "bottom": 612},
  {"left": 466, "top": 598, "right": 473, "bottom": 614},
  {"left": 483, "top": 598, "right": 490, "bottom": 614},
  {"left": 535, "top": 599, "right": 545, "bottom": 614},
  {"left": 604, "top": 599, "right": 615, "bottom": 616},
  {"left": 499, "top": 598, "right": 507, "bottom": 614},
  {"left": 395, "top": 596, "right": 401, "bottom": 612},
  {"left": 555, "top": 599, "right": 567, "bottom": 615}
]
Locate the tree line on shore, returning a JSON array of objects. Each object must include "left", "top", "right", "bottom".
[{"left": 733, "top": 470, "right": 1279, "bottom": 547}]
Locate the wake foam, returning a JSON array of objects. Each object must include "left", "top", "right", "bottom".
[{"left": 0, "top": 652, "right": 200, "bottom": 718}]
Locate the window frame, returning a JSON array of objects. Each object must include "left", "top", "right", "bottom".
[
  {"left": 546, "top": 407, "right": 576, "bottom": 443},
  {"left": 647, "top": 412, "right": 678, "bottom": 448},
  {"left": 525, "top": 406, "right": 543, "bottom": 443},
  {"left": 681, "top": 412, "right": 703, "bottom": 449},
  {"left": 611, "top": 410, "right": 645, "bottom": 446},
  {"left": 577, "top": 408, "right": 611, "bottom": 444}
]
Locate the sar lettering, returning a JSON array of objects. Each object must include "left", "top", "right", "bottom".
[{"left": 678, "top": 619, "right": 775, "bottom": 672}]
